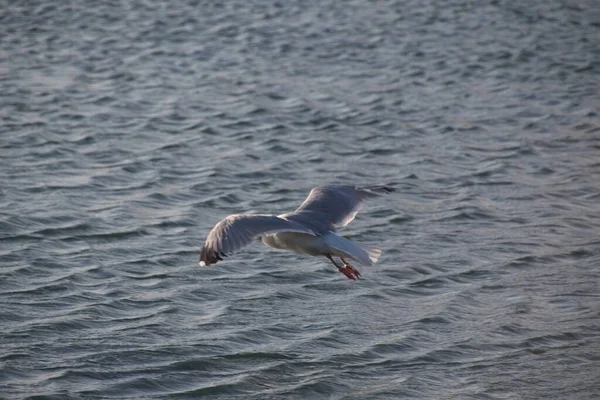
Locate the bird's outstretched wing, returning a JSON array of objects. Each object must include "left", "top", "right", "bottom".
[
  {"left": 282, "top": 185, "right": 394, "bottom": 233},
  {"left": 199, "top": 214, "right": 315, "bottom": 266}
]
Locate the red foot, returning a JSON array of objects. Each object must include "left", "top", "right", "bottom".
[{"left": 338, "top": 264, "right": 361, "bottom": 280}]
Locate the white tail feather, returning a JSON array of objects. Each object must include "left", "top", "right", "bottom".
[
  {"left": 361, "top": 243, "right": 382, "bottom": 264},
  {"left": 323, "top": 233, "right": 381, "bottom": 266}
]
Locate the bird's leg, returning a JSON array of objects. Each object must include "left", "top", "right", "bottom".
[
  {"left": 340, "top": 257, "right": 361, "bottom": 279},
  {"left": 326, "top": 254, "right": 360, "bottom": 280}
]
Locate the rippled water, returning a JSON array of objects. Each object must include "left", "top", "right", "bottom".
[{"left": 2, "top": 0, "right": 600, "bottom": 399}]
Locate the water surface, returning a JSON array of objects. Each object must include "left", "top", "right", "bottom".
[{"left": 1, "top": 0, "right": 600, "bottom": 398}]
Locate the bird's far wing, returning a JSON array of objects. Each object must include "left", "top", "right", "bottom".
[
  {"left": 199, "top": 214, "right": 315, "bottom": 266},
  {"left": 288, "top": 185, "right": 394, "bottom": 232}
]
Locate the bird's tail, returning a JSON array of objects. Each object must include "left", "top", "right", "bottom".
[
  {"left": 361, "top": 243, "right": 382, "bottom": 264},
  {"left": 324, "top": 233, "right": 382, "bottom": 266}
]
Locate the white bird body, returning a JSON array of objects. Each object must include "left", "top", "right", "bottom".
[
  {"left": 260, "top": 231, "right": 325, "bottom": 256},
  {"left": 199, "top": 185, "right": 394, "bottom": 280}
]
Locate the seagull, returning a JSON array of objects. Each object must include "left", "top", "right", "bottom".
[{"left": 199, "top": 185, "right": 394, "bottom": 280}]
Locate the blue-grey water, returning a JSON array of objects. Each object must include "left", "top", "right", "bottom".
[{"left": 2, "top": 1, "right": 600, "bottom": 399}]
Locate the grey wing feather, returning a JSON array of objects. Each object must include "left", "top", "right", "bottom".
[
  {"left": 199, "top": 214, "right": 315, "bottom": 266},
  {"left": 282, "top": 185, "right": 394, "bottom": 233}
]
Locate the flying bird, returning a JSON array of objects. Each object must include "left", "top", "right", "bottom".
[{"left": 199, "top": 185, "right": 394, "bottom": 280}]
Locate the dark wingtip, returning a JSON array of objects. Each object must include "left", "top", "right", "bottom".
[
  {"left": 365, "top": 185, "right": 395, "bottom": 195},
  {"left": 355, "top": 184, "right": 396, "bottom": 198},
  {"left": 199, "top": 246, "right": 227, "bottom": 266},
  {"left": 199, "top": 247, "right": 210, "bottom": 266},
  {"left": 199, "top": 247, "right": 214, "bottom": 266}
]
